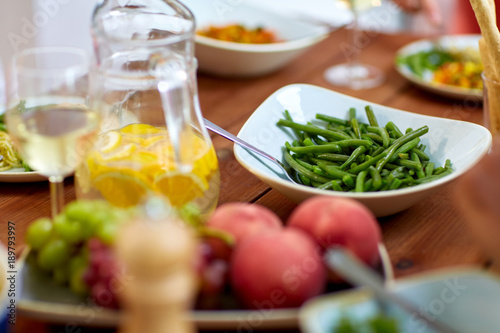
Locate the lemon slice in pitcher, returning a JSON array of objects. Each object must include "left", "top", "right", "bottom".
[
  {"left": 100, "top": 130, "right": 122, "bottom": 153},
  {"left": 154, "top": 172, "right": 207, "bottom": 207},
  {"left": 92, "top": 172, "right": 152, "bottom": 208}
]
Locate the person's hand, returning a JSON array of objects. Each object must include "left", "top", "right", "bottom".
[
  {"left": 455, "top": 135, "right": 500, "bottom": 264},
  {"left": 392, "top": 0, "right": 442, "bottom": 26}
]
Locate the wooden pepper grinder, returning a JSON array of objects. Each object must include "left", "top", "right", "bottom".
[{"left": 114, "top": 203, "right": 198, "bottom": 333}]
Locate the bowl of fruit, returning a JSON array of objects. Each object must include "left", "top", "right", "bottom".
[{"left": 18, "top": 196, "right": 392, "bottom": 330}]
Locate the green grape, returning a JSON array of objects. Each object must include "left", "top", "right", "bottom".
[
  {"left": 68, "top": 256, "right": 89, "bottom": 296},
  {"left": 70, "top": 265, "right": 89, "bottom": 296},
  {"left": 81, "top": 210, "right": 112, "bottom": 239},
  {"left": 53, "top": 266, "right": 69, "bottom": 285},
  {"left": 68, "top": 254, "right": 88, "bottom": 278},
  {"left": 26, "top": 218, "right": 53, "bottom": 250},
  {"left": 97, "top": 222, "right": 119, "bottom": 245},
  {"left": 37, "top": 238, "right": 71, "bottom": 271},
  {"left": 53, "top": 215, "right": 83, "bottom": 244},
  {"left": 65, "top": 200, "right": 100, "bottom": 223},
  {"left": 110, "top": 207, "right": 134, "bottom": 224}
]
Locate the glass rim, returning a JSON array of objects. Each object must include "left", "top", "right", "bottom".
[
  {"left": 13, "top": 46, "right": 90, "bottom": 78},
  {"left": 481, "top": 72, "right": 500, "bottom": 85}
]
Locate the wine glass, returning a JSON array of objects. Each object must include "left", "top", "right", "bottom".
[
  {"left": 324, "top": 0, "right": 385, "bottom": 90},
  {"left": 5, "top": 46, "right": 99, "bottom": 217}
]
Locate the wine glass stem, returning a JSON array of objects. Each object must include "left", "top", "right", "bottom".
[
  {"left": 349, "top": 8, "right": 361, "bottom": 73},
  {"left": 49, "top": 176, "right": 64, "bottom": 217}
]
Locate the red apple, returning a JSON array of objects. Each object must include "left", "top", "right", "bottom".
[
  {"left": 287, "top": 196, "right": 381, "bottom": 267},
  {"left": 230, "top": 228, "right": 326, "bottom": 309},
  {"left": 206, "top": 202, "right": 283, "bottom": 260}
]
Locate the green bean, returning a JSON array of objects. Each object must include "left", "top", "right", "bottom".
[
  {"left": 367, "top": 126, "right": 390, "bottom": 147},
  {"left": 342, "top": 175, "right": 355, "bottom": 188},
  {"left": 340, "top": 146, "right": 367, "bottom": 170},
  {"left": 355, "top": 170, "right": 368, "bottom": 192},
  {"left": 279, "top": 108, "right": 451, "bottom": 193},
  {"left": 363, "top": 178, "right": 373, "bottom": 192},
  {"left": 375, "top": 126, "right": 429, "bottom": 172},
  {"left": 349, "top": 153, "right": 385, "bottom": 174},
  {"left": 351, "top": 119, "right": 362, "bottom": 139},
  {"left": 398, "top": 153, "right": 409, "bottom": 159},
  {"left": 383, "top": 163, "right": 399, "bottom": 170},
  {"left": 365, "top": 105, "right": 379, "bottom": 127},
  {"left": 317, "top": 181, "right": 332, "bottom": 190},
  {"left": 293, "top": 158, "right": 315, "bottom": 171},
  {"left": 385, "top": 121, "right": 403, "bottom": 138},
  {"left": 288, "top": 144, "right": 342, "bottom": 154},
  {"left": 411, "top": 147, "right": 430, "bottom": 161},
  {"left": 425, "top": 162, "right": 435, "bottom": 177},
  {"left": 413, "top": 168, "right": 453, "bottom": 184},
  {"left": 311, "top": 180, "right": 325, "bottom": 188},
  {"left": 277, "top": 119, "right": 352, "bottom": 141},
  {"left": 362, "top": 133, "right": 384, "bottom": 144},
  {"left": 331, "top": 180, "right": 344, "bottom": 191},
  {"left": 312, "top": 165, "right": 331, "bottom": 177},
  {"left": 411, "top": 152, "right": 426, "bottom": 179},
  {"left": 349, "top": 107, "right": 356, "bottom": 120},
  {"left": 328, "top": 126, "right": 354, "bottom": 137},
  {"left": 314, "top": 154, "right": 350, "bottom": 162},
  {"left": 298, "top": 173, "right": 311, "bottom": 186},
  {"left": 284, "top": 150, "right": 331, "bottom": 183},
  {"left": 371, "top": 146, "right": 385, "bottom": 157},
  {"left": 390, "top": 138, "right": 421, "bottom": 162},
  {"left": 318, "top": 180, "right": 343, "bottom": 191},
  {"left": 389, "top": 178, "right": 403, "bottom": 190},
  {"left": 302, "top": 138, "right": 315, "bottom": 148},
  {"left": 316, "top": 113, "right": 349, "bottom": 126},
  {"left": 332, "top": 139, "right": 372, "bottom": 148},
  {"left": 317, "top": 162, "right": 357, "bottom": 180},
  {"left": 433, "top": 167, "right": 445, "bottom": 175},
  {"left": 369, "top": 166, "right": 382, "bottom": 190},
  {"left": 395, "top": 159, "right": 422, "bottom": 170}
]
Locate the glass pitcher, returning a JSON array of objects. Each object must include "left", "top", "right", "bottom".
[{"left": 75, "top": 0, "right": 220, "bottom": 216}]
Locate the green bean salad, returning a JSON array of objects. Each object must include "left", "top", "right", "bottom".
[{"left": 277, "top": 106, "right": 452, "bottom": 192}]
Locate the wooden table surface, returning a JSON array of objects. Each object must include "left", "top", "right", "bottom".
[{"left": 2, "top": 28, "right": 489, "bottom": 332}]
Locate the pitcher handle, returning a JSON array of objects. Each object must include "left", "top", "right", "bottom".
[{"left": 152, "top": 56, "right": 193, "bottom": 174}]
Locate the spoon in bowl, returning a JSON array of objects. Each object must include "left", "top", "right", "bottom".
[
  {"left": 203, "top": 119, "right": 298, "bottom": 184},
  {"left": 326, "top": 248, "right": 461, "bottom": 333}
]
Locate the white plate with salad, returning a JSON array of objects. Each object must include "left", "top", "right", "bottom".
[
  {"left": 0, "top": 168, "right": 46, "bottom": 183},
  {"left": 395, "top": 34, "right": 483, "bottom": 101},
  {"left": 0, "top": 114, "right": 45, "bottom": 182}
]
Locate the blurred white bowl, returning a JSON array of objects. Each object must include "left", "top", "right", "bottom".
[
  {"left": 181, "top": 0, "right": 330, "bottom": 77},
  {"left": 300, "top": 268, "right": 500, "bottom": 333},
  {"left": 234, "top": 84, "right": 492, "bottom": 217}
]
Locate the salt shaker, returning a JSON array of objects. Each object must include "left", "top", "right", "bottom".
[{"left": 114, "top": 207, "right": 198, "bottom": 333}]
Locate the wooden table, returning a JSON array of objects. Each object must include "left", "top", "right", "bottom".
[{"left": 2, "top": 29, "right": 489, "bottom": 332}]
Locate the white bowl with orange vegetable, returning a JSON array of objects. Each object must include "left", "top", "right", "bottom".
[{"left": 181, "top": 0, "right": 330, "bottom": 77}]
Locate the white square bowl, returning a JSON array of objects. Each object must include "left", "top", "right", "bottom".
[
  {"left": 181, "top": 0, "right": 330, "bottom": 77},
  {"left": 234, "top": 84, "right": 492, "bottom": 217}
]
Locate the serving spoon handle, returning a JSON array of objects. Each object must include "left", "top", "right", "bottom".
[
  {"left": 326, "top": 248, "right": 462, "bottom": 333},
  {"left": 203, "top": 119, "right": 298, "bottom": 184}
]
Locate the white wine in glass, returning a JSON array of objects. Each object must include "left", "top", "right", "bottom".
[
  {"left": 6, "top": 47, "right": 99, "bottom": 217},
  {"left": 324, "top": 0, "right": 385, "bottom": 90}
]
